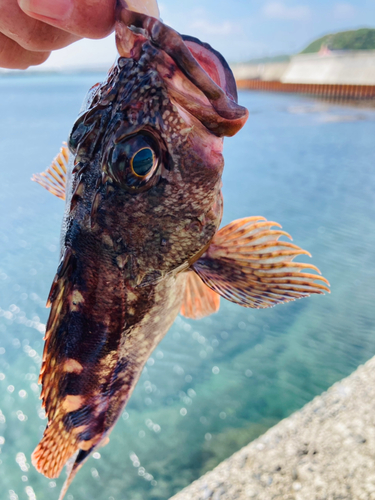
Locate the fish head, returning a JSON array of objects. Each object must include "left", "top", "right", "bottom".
[{"left": 67, "top": 10, "right": 248, "bottom": 286}]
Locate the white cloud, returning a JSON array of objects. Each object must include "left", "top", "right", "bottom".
[
  {"left": 263, "top": 2, "right": 311, "bottom": 20},
  {"left": 333, "top": 2, "right": 356, "bottom": 19},
  {"left": 189, "top": 19, "right": 237, "bottom": 36}
]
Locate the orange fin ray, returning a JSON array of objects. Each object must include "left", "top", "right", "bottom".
[
  {"left": 32, "top": 418, "right": 80, "bottom": 479},
  {"left": 180, "top": 272, "right": 220, "bottom": 319},
  {"left": 192, "top": 217, "right": 330, "bottom": 309},
  {"left": 215, "top": 216, "right": 267, "bottom": 239},
  {"left": 32, "top": 143, "right": 69, "bottom": 200}
]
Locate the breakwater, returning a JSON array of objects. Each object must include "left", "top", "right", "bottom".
[
  {"left": 236, "top": 79, "right": 375, "bottom": 100},
  {"left": 171, "top": 356, "right": 375, "bottom": 500},
  {"left": 232, "top": 50, "right": 375, "bottom": 99}
]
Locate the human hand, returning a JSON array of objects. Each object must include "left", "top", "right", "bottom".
[{"left": 0, "top": 0, "right": 159, "bottom": 70}]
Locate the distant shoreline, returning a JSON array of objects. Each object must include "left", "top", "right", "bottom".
[{"left": 236, "top": 80, "right": 375, "bottom": 101}]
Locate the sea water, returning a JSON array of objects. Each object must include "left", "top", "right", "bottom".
[{"left": 0, "top": 73, "right": 375, "bottom": 500}]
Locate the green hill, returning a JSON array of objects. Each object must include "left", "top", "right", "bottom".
[{"left": 301, "top": 28, "right": 375, "bottom": 54}]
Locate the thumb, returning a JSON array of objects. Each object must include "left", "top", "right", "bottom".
[{"left": 18, "top": 0, "right": 116, "bottom": 39}]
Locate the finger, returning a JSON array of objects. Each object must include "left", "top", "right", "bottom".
[
  {"left": 0, "top": 32, "right": 50, "bottom": 69},
  {"left": 18, "top": 0, "right": 116, "bottom": 40},
  {"left": 0, "top": 0, "right": 79, "bottom": 52}
]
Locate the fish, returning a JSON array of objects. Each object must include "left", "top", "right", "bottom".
[{"left": 31, "top": 4, "right": 330, "bottom": 499}]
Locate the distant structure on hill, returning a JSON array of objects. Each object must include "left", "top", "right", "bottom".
[
  {"left": 301, "top": 28, "right": 375, "bottom": 54},
  {"left": 231, "top": 28, "right": 375, "bottom": 98}
]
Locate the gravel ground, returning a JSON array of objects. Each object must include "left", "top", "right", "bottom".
[{"left": 170, "top": 356, "right": 375, "bottom": 500}]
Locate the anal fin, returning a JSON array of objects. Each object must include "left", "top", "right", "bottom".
[
  {"left": 192, "top": 217, "right": 330, "bottom": 309},
  {"left": 32, "top": 142, "right": 69, "bottom": 200},
  {"left": 180, "top": 272, "right": 220, "bottom": 319}
]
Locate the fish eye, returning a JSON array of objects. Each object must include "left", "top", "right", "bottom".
[
  {"left": 107, "top": 133, "right": 160, "bottom": 192},
  {"left": 131, "top": 148, "right": 156, "bottom": 177}
]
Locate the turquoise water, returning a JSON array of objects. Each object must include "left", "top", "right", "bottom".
[{"left": 0, "top": 73, "right": 375, "bottom": 500}]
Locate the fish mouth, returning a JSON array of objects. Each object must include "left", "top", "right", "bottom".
[{"left": 115, "top": 0, "right": 249, "bottom": 137}]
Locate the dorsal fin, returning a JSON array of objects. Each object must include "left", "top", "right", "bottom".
[
  {"left": 32, "top": 143, "right": 68, "bottom": 200},
  {"left": 192, "top": 217, "right": 330, "bottom": 308},
  {"left": 180, "top": 272, "right": 220, "bottom": 319}
]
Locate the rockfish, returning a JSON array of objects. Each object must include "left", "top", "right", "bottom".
[{"left": 31, "top": 6, "right": 330, "bottom": 499}]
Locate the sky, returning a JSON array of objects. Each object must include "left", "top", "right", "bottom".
[{"left": 36, "top": 0, "right": 375, "bottom": 70}]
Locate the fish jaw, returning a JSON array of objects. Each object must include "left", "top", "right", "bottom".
[{"left": 115, "top": 9, "right": 249, "bottom": 137}]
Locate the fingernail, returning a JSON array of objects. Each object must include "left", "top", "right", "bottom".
[{"left": 18, "top": 0, "right": 73, "bottom": 20}]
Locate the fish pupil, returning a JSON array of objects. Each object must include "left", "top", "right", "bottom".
[{"left": 132, "top": 148, "right": 154, "bottom": 176}]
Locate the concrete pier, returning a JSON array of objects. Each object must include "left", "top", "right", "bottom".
[
  {"left": 236, "top": 80, "right": 375, "bottom": 100},
  {"left": 282, "top": 51, "right": 375, "bottom": 85},
  {"left": 170, "top": 356, "right": 375, "bottom": 500},
  {"left": 231, "top": 51, "right": 375, "bottom": 98}
]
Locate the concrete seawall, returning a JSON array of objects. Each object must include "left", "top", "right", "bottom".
[
  {"left": 170, "top": 356, "right": 375, "bottom": 500},
  {"left": 282, "top": 51, "right": 375, "bottom": 85},
  {"left": 231, "top": 51, "right": 375, "bottom": 89},
  {"left": 236, "top": 80, "right": 375, "bottom": 100},
  {"left": 231, "top": 62, "right": 289, "bottom": 82}
]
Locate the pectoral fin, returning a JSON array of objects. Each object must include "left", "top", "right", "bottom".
[
  {"left": 32, "top": 143, "right": 68, "bottom": 200},
  {"left": 180, "top": 272, "right": 220, "bottom": 319},
  {"left": 191, "top": 217, "right": 330, "bottom": 309}
]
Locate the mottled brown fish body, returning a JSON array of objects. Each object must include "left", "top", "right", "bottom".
[
  {"left": 33, "top": 26, "right": 230, "bottom": 479},
  {"left": 31, "top": 7, "right": 329, "bottom": 498},
  {"left": 36, "top": 225, "right": 188, "bottom": 478}
]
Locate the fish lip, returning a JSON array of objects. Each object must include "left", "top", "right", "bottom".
[
  {"left": 181, "top": 34, "right": 238, "bottom": 103},
  {"left": 115, "top": 4, "right": 248, "bottom": 136}
]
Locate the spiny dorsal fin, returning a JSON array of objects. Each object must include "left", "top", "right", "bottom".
[
  {"left": 192, "top": 217, "right": 330, "bottom": 309},
  {"left": 32, "top": 143, "right": 68, "bottom": 200},
  {"left": 180, "top": 272, "right": 220, "bottom": 319}
]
